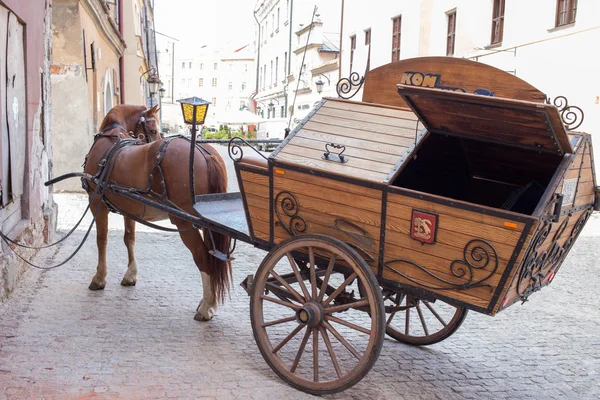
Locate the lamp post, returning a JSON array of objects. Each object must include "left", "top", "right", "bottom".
[
  {"left": 147, "top": 73, "right": 161, "bottom": 107},
  {"left": 177, "top": 97, "right": 211, "bottom": 204},
  {"left": 158, "top": 87, "right": 166, "bottom": 131}
]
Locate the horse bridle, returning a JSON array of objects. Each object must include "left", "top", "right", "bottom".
[{"left": 133, "top": 109, "right": 159, "bottom": 143}]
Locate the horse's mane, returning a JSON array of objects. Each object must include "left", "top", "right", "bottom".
[{"left": 99, "top": 105, "right": 147, "bottom": 132}]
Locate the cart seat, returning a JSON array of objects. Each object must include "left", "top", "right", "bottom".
[{"left": 238, "top": 152, "right": 268, "bottom": 169}]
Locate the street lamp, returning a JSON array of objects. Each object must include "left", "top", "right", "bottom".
[
  {"left": 147, "top": 73, "right": 162, "bottom": 107},
  {"left": 177, "top": 96, "right": 211, "bottom": 204},
  {"left": 315, "top": 74, "right": 330, "bottom": 95}
]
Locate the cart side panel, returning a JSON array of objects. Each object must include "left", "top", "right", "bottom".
[
  {"left": 237, "top": 166, "right": 270, "bottom": 243},
  {"left": 500, "top": 136, "right": 596, "bottom": 310},
  {"left": 272, "top": 166, "right": 382, "bottom": 272},
  {"left": 383, "top": 192, "right": 532, "bottom": 314}
]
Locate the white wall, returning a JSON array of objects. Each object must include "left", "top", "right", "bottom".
[{"left": 342, "top": 0, "right": 600, "bottom": 174}]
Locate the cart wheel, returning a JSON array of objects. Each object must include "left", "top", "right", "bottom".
[
  {"left": 383, "top": 290, "right": 468, "bottom": 346},
  {"left": 250, "top": 234, "right": 385, "bottom": 395}
]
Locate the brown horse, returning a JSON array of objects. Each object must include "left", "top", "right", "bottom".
[{"left": 83, "top": 104, "right": 230, "bottom": 321}]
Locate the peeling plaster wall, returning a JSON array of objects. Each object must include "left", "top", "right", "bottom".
[
  {"left": 0, "top": 0, "right": 57, "bottom": 300},
  {"left": 50, "top": 0, "right": 123, "bottom": 192}
]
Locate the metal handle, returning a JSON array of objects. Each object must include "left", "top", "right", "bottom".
[{"left": 322, "top": 143, "right": 348, "bottom": 163}]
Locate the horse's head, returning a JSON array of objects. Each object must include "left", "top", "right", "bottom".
[
  {"left": 131, "top": 105, "right": 162, "bottom": 143},
  {"left": 99, "top": 104, "right": 162, "bottom": 143}
]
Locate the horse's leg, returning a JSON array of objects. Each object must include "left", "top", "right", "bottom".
[
  {"left": 89, "top": 202, "right": 110, "bottom": 290},
  {"left": 170, "top": 217, "right": 216, "bottom": 321},
  {"left": 121, "top": 217, "right": 138, "bottom": 286}
]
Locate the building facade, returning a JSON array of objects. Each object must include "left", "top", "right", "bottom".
[
  {"left": 0, "top": 0, "right": 57, "bottom": 299},
  {"left": 253, "top": 0, "right": 341, "bottom": 125},
  {"left": 51, "top": 0, "right": 160, "bottom": 191},
  {"left": 51, "top": 0, "right": 125, "bottom": 191},
  {"left": 341, "top": 0, "right": 599, "bottom": 172},
  {"left": 122, "top": 0, "right": 159, "bottom": 107}
]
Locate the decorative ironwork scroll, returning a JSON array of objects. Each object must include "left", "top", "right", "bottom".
[
  {"left": 546, "top": 95, "right": 585, "bottom": 131},
  {"left": 385, "top": 239, "right": 499, "bottom": 291},
  {"left": 274, "top": 191, "right": 307, "bottom": 236},
  {"left": 517, "top": 207, "right": 592, "bottom": 301},
  {"left": 228, "top": 137, "right": 269, "bottom": 162},
  {"left": 336, "top": 72, "right": 365, "bottom": 100}
]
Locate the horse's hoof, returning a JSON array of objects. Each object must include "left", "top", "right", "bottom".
[
  {"left": 120, "top": 278, "right": 137, "bottom": 287},
  {"left": 194, "top": 300, "right": 216, "bottom": 321},
  {"left": 88, "top": 281, "right": 106, "bottom": 290}
]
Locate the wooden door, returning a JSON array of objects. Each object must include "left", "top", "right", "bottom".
[{"left": 0, "top": 6, "right": 26, "bottom": 229}]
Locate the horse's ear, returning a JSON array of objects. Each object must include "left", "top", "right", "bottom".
[{"left": 148, "top": 104, "right": 160, "bottom": 116}]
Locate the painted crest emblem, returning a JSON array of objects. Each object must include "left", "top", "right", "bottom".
[{"left": 410, "top": 210, "right": 438, "bottom": 244}]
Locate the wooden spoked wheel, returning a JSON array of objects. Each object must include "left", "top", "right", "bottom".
[
  {"left": 382, "top": 289, "right": 468, "bottom": 346},
  {"left": 250, "top": 234, "right": 385, "bottom": 395}
]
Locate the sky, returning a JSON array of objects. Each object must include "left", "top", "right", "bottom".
[{"left": 153, "top": 0, "right": 257, "bottom": 51}]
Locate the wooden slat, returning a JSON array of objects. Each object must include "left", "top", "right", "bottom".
[
  {"left": 288, "top": 135, "right": 401, "bottom": 165},
  {"left": 245, "top": 194, "right": 269, "bottom": 210},
  {"left": 324, "top": 99, "right": 419, "bottom": 120},
  {"left": 276, "top": 153, "right": 388, "bottom": 183},
  {"left": 274, "top": 175, "right": 382, "bottom": 213},
  {"left": 302, "top": 121, "right": 416, "bottom": 147},
  {"left": 384, "top": 242, "right": 506, "bottom": 301},
  {"left": 564, "top": 167, "right": 594, "bottom": 182},
  {"left": 385, "top": 228, "right": 516, "bottom": 262},
  {"left": 273, "top": 183, "right": 382, "bottom": 230},
  {"left": 241, "top": 181, "right": 270, "bottom": 199},
  {"left": 280, "top": 145, "right": 394, "bottom": 175},
  {"left": 240, "top": 170, "right": 269, "bottom": 186},
  {"left": 387, "top": 193, "right": 528, "bottom": 230},
  {"left": 318, "top": 106, "right": 421, "bottom": 131},
  {"left": 272, "top": 168, "right": 379, "bottom": 199},
  {"left": 310, "top": 113, "right": 419, "bottom": 138},
  {"left": 386, "top": 207, "right": 523, "bottom": 246},
  {"left": 295, "top": 129, "right": 407, "bottom": 157}
]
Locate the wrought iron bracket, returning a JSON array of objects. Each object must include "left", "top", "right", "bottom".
[{"left": 546, "top": 95, "right": 585, "bottom": 131}]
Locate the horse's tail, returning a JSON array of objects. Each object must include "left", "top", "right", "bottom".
[{"left": 202, "top": 152, "right": 231, "bottom": 303}]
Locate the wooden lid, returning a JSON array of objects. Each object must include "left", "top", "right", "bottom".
[
  {"left": 397, "top": 84, "right": 573, "bottom": 155},
  {"left": 362, "top": 57, "right": 547, "bottom": 108}
]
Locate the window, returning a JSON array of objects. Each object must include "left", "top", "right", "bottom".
[
  {"left": 212, "top": 97, "right": 217, "bottom": 106},
  {"left": 240, "top": 100, "right": 246, "bottom": 109},
  {"left": 270, "top": 60, "right": 274, "bottom": 85},
  {"left": 212, "top": 78, "right": 217, "bottom": 87},
  {"left": 350, "top": 35, "right": 356, "bottom": 72},
  {"left": 277, "top": 8, "right": 280, "bottom": 29},
  {"left": 245, "top": 64, "right": 248, "bottom": 72},
  {"left": 189, "top": 61, "right": 192, "bottom": 68},
  {"left": 391, "top": 16, "right": 401, "bottom": 62},
  {"left": 259, "top": 67, "right": 262, "bottom": 89},
  {"left": 266, "top": 21, "right": 269, "bottom": 38},
  {"left": 365, "top": 28, "right": 371, "bottom": 46},
  {"left": 272, "top": 14, "right": 275, "bottom": 34},
  {"left": 491, "top": 0, "right": 505, "bottom": 44},
  {"left": 200, "top": 63, "right": 204, "bottom": 70},
  {"left": 181, "top": 78, "right": 185, "bottom": 86},
  {"left": 187, "top": 78, "right": 191, "bottom": 88},
  {"left": 199, "top": 78, "right": 204, "bottom": 87},
  {"left": 182, "top": 62, "right": 185, "bottom": 69},
  {"left": 284, "top": 52, "right": 287, "bottom": 76},
  {"left": 263, "top": 64, "right": 266, "bottom": 89},
  {"left": 556, "top": 0, "right": 577, "bottom": 27},
  {"left": 275, "top": 57, "right": 279, "bottom": 83},
  {"left": 214, "top": 63, "right": 218, "bottom": 70},
  {"left": 228, "top": 82, "right": 232, "bottom": 90},
  {"left": 446, "top": 11, "right": 457, "bottom": 56},
  {"left": 241, "top": 82, "right": 246, "bottom": 90},
  {"left": 281, "top": 106, "right": 284, "bottom": 118}
]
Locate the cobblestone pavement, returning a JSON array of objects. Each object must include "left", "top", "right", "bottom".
[{"left": 1, "top": 145, "right": 600, "bottom": 399}]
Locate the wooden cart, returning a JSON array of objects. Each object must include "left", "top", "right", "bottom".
[{"left": 194, "top": 57, "right": 599, "bottom": 395}]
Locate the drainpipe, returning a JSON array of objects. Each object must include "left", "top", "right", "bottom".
[
  {"left": 253, "top": 9, "right": 261, "bottom": 105},
  {"left": 119, "top": 0, "right": 125, "bottom": 104},
  {"left": 285, "top": 0, "right": 293, "bottom": 119}
]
